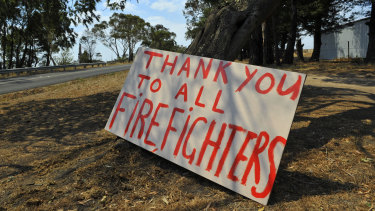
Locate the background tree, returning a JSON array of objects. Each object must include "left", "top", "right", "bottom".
[
  {"left": 366, "top": 0, "right": 375, "bottom": 63},
  {"left": 0, "top": 0, "right": 101, "bottom": 69},
  {"left": 283, "top": 0, "right": 297, "bottom": 64},
  {"left": 117, "top": 14, "right": 148, "bottom": 62},
  {"left": 79, "top": 50, "right": 90, "bottom": 63},
  {"left": 80, "top": 29, "right": 96, "bottom": 63},
  {"left": 55, "top": 48, "right": 74, "bottom": 65},
  {"left": 299, "top": 0, "right": 354, "bottom": 61},
  {"left": 183, "top": 0, "right": 222, "bottom": 40},
  {"left": 92, "top": 20, "right": 127, "bottom": 61},
  {"left": 141, "top": 24, "right": 178, "bottom": 51}
]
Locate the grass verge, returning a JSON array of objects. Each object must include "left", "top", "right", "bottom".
[{"left": 0, "top": 62, "right": 374, "bottom": 210}]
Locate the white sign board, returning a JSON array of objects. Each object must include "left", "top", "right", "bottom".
[{"left": 105, "top": 47, "right": 306, "bottom": 205}]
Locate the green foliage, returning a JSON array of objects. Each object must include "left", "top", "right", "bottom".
[
  {"left": 0, "top": 0, "right": 102, "bottom": 68},
  {"left": 55, "top": 48, "right": 74, "bottom": 65},
  {"left": 108, "top": 13, "right": 148, "bottom": 61},
  {"left": 80, "top": 29, "right": 96, "bottom": 63},
  {"left": 79, "top": 50, "right": 90, "bottom": 63},
  {"left": 298, "top": 0, "right": 356, "bottom": 34},
  {"left": 142, "top": 24, "right": 179, "bottom": 51},
  {"left": 183, "top": 0, "right": 223, "bottom": 40}
]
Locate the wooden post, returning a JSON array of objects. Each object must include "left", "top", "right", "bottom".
[{"left": 348, "top": 41, "right": 350, "bottom": 59}]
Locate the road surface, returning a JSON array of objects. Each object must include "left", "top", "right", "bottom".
[{"left": 0, "top": 64, "right": 131, "bottom": 95}]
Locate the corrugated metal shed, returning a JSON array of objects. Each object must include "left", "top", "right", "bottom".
[{"left": 320, "top": 18, "right": 370, "bottom": 60}]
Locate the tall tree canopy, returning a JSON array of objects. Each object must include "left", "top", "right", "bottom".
[
  {"left": 141, "top": 24, "right": 179, "bottom": 51},
  {"left": 183, "top": 0, "right": 371, "bottom": 63},
  {"left": 104, "top": 13, "right": 148, "bottom": 62},
  {"left": 0, "top": 0, "right": 100, "bottom": 68}
]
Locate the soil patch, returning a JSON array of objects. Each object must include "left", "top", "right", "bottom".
[{"left": 0, "top": 62, "right": 374, "bottom": 210}]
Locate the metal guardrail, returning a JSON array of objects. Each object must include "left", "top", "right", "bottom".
[{"left": 0, "top": 62, "right": 107, "bottom": 75}]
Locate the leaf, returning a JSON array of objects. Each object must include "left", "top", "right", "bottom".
[
  {"left": 361, "top": 158, "right": 373, "bottom": 163},
  {"left": 162, "top": 197, "right": 169, "bottom": 205}
]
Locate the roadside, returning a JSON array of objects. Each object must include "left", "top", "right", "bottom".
[
  {"left": 0, "top": 62, "right": 129, "bottom": 79},
  {"left": 0, "top": 64, "right": 131, "bottom": 95},
  {"left": 0, "top": 62, "right": 374, "bottom": 210}
]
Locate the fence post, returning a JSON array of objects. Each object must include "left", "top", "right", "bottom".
[{"left": 348, "top": 41, "right": 350, "bottom": 59}]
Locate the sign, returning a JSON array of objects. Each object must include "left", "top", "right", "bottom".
[{"left": 105, "top": 47, "right": 306, "bottom": 205}]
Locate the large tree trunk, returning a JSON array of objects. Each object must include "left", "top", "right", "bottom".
[
  {"left": 8, "top": 28, "right": 14, "bottom": 69},
  {"left": 186, "top": 0, "right": 281, "bottom": 60},
  {"left": 128, "top": 41, "right": 133, "bottom": 62},
  {"left": 296, "top": 38, "right": 305, "bottom": 62},
  {"left": 249, "top": 25, "right": 263, "bottom": 65},
  {"left": 365, "top": 0, "right": 375, "bottom": 63},
  {"left": 310, "top": 17, "right": 322, "bottom": 62},
  {"left": 272, "top": 14, "right": 281, "bottom": 65},
  {"left": 283, "top": 0, "right": 297, "bottom": 64},
  {"left": 263, "top": 19, "right": 274, "bottom": 64},
  {"left": 1, "top": 23, "right": 6, "bottom": 69},
  {"left": 279, "top": 32, "right": 287, "bottom": 60}
]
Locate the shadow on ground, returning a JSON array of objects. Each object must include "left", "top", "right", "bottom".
[{"left": 0, "top": 82, "right": 374, "bottom": 209}]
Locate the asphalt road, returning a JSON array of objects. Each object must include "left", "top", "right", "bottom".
[{"left": 0, "top": 64, "right": 131, "bottom": 95}]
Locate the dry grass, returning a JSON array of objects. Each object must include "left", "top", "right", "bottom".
[{"left": 0, "top": 62, "right": 374, "bottom": 210}]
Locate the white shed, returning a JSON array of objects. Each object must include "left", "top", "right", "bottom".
[{"left": 320, "top": 18, "right": 370, "bottom": 60}]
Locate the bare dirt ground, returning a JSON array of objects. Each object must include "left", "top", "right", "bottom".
[{"left": 0, "top": 61, "right": 374, "bottom": 210}]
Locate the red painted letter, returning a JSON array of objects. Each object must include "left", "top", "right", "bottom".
[
  {"left": 255, "top": 73, "right": 275, "bottom": 95},
  {"left": 214, "top": 124, "right": 245, "bottom": 177},
  {"left": 277, "top": 74, "right": 302, "bottom": 100},
  {"left": 251, "top": 136, "right": 286, "bottom": 198},
  {"left": 144, "top": 103, "right": 169, "bottom": 147},
  {"left": 161, "top": 55, "right": 178, "bottom": 75},
  {"left": 236, "top": 67, "right": 258, "bottom": 92},
  {"left": 177, "top": 57, "right": 190, "bottom": 78},
  {"left": 182, "top": 117, "right": 207, "bottom": 164},
  {"left": 109, "top": 92, "right": 136, "bottom": 129},
  {"left": 212, "top": 90, "right": 224, "bottom": 114},
  {"left": 241, "top": 131, "right": 270, "bottom": 186},
  {"left": 227, "top": 131, "right": 257, "bottom": 182},
  {"left": 195, "top": 86, "right": 205, "bottom": 108},
  {"left": 175, "top": 83, "right": 188, "bottom": 102},
  {"left": 144, "top": 51, "right": 163, "bottom": 69},
  {"left": 138, "top": 74, "right": 151, "bottom": 89},
  {"left": 213, "top": 61, "right": 231, "bottom": 84},
  {"left": 196, "top": 121, "right": 227, "bottom": 172},
  {"left": 161, "top": 107, "right": 185, "bottom": 150},
  {"left": 194, "top": 58, "right": 213, "bottom": 79},
  {"left": 130, "top": 98, "right": 153, "bottom": 139}
]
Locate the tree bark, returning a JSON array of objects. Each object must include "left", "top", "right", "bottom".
[
  {"left": 128, "top": 41, "right": 133, "bottom": 62},
  {"left": 365, "top": 0, "right": 375, "bottom": 63},
  {"left": 272, "top": 14, "right": 281, "bottom": 65},
  {"left": 262, "top": 19, "right": 274, "bottom": 64},
  {"left": 186, "top": 0, "right": 281, "bottom": 60},
  {"left": 283, "top": 0, "right": 297, "bottom": 64},
  {"left": 46, "top": 49, "right": 51, "bottom": 66},
  {"left": 8, "top": 26, "right": 14, "bottom": 69},
  {"left": 310, "top": 17, "right": 322, "bottom": 62},
  {"left": 249, "top": 25, "right": 263, "bottom": 65},
  {"left": 1, "top": 23, "right": 7, "bottom": 69},
  {"left": 296, "top": 38, "right": 305, "bottom": 62}
]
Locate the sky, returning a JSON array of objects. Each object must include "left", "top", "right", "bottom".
[
  {"left": 72, "top": 0, "right": 190, "bottom": 62},
  {"left": 71, "top": 0, "right": 317, "bottom": 62}
]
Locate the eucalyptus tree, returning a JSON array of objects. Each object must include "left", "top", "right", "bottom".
[
  {"left": 0, "top": 0, "right": 101, "bottom": 68},
  {"left": 298, "top": 0, "right": 355, "bottom": 61},
  {"left": 366, "top": 0, "right": 375, "bottom": 63},
  {"left": 116, "top": 14, "right": 148, "bottom": 61},
  {"left": 80, "top": 29, "right": 96, "bottom": 63},
  {"left": 92, "top": 21, "right": 126, "bottom": 60},
  {"left": 350, "top": 0, "right": 374, "bottom": 63},
  {"left": 141, "top": 24, "right": 178, "bottom": 51}
]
